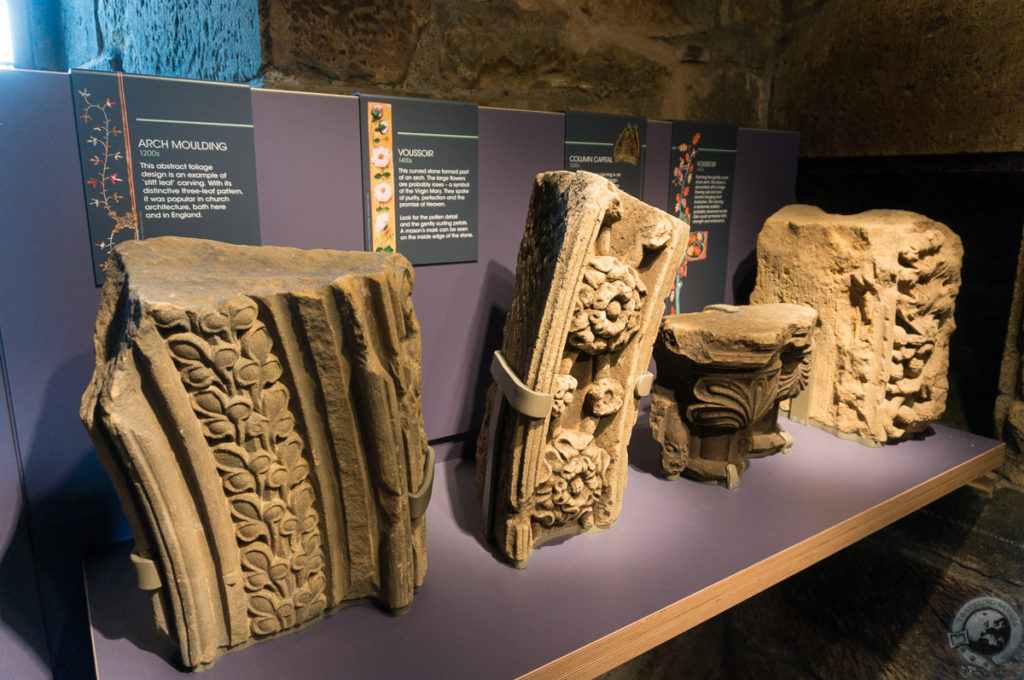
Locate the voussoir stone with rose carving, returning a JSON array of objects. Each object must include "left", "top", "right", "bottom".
[
  {"left": 475, "top": 171, "right": 688, "bottom": 567},
  {"left": 80, "top": 237, "right": 433, "bottom": 669}
]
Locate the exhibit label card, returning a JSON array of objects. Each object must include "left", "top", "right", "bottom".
[
  {"left": 564, "top": 111, "right": 645, "bottom": 198},
  {"left": 71, "top": 70, "right": 261, "bottom": 285},
  {"left": 358, "top": 94, "right": 478, "bottom": 266},
  {"left": 666, "top": 121, "right": 738, "bottom": 313}
]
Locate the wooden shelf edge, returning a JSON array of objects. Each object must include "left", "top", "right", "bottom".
[{"left": 520, "top": 442, "right": 1005, "bottom": 680}]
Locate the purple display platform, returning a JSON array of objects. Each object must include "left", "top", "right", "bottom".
[
  {"left": 0, "top": 68, "right": 804, "bottom": 676},
  {"left": 86, "top": 421, "right": 1002, "bottom": 680}
]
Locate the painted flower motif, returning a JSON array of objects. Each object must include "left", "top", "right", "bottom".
[
  {"left": 371, "top": 104, "right": 384, "bottom": 120},
  {"left": 374, "top": 211, "right": 390, "bottom": 233},
  {"left": 585, "top": 378, "right": 624, "bottom": 417},
  {"left": 568, "top": 256, "right": 647, "bottom": 354},
  {"left": 376, "top": 120, "right": 390, "bottom": 135},
  {"left": 373, "top": 181, "right": 393, "bottom": 203},
  {"left": 550, "top": 374, "right": 578, "bottom": 418},
  {"left": 533, "top": 429, "right": 610, "bottom": 529},
  {"left": 371, "top": 146, "right": 392, "bottom": 168}
]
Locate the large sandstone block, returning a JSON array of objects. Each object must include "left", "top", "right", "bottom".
[
  {"left": 80, "top": 237, "right": 433, "bottom": 669},
  {"left": 476, "top": 171, "right": 688, "bottom": 567},
  {"left": 751, "top": 205, "right": 963, "bottom": 445},
  {"left": 650, "top": 303, "right": 817, "bottom": 487}
]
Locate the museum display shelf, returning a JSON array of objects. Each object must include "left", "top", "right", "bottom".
[{"left": 85, "top": 418, "right": 1003, "bottom": 679}]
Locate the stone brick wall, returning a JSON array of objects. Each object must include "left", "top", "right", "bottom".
[
  {"left": 770, "top": 0, "right": 1024, "bottom": 156},
  {"left": 259, "top": 0, "right": 783, "bottom": 126},
  {"left": 23, "top": 0, "right": 261, "bottom": 82}
]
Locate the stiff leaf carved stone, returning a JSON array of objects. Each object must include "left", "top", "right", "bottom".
[
  {"left": 81, "top": 237, "right": 433, "bottom": 669},
  {"left": 650, "top": 304, "right": 818, "bottom": 487},
  {"left": 476, "top": 171, "right": 688, "bottom": 567},
  {"left": 751, "top": 205, "right": 963, "bottom": 445}
]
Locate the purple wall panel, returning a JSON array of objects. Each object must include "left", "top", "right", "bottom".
[
  {"left": 642, "top": 120, "right": 671, "bottom": 212},
  {"left": 251, "top": 90, "right": 364, "bottom": 251},
  {"left": 0, "top": 359, "right": 51, "bottom": 678},
  {"left": 413, "top": 108, "right": 564, "bottom": 444},
  {"left": 724, "top": 129, "right": 800, "bottom": 304},
  {"left": 0, "top": 70, "right": 124, "bottom": 544}
]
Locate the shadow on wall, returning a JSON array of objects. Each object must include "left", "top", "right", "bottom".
[
  {"left": 3, "top": 353, "right": 132, "bottom": 679},
  {"left": 452, "top": 258, "right": 516, "bottom": 450}
]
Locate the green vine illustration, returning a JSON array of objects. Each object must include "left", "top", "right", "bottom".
[
  {"left": 152, "top": 296, "right": 328, "bottom": 637},
  {"left": 78, "top": 88, "right": 138, "bottom": 268}
]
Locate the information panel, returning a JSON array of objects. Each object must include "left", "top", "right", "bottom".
[
  {"left": 358, "top": 94, "right": 478, "bottom": 266},
  {"left": 563, "top": 111, "right": 645, "bottom": 198},
  {"left": 71, "top": 70, "right": 261, "bottom": 284},
  {"left": 666, "top": 121, "right": 738, "bottom": 313}
]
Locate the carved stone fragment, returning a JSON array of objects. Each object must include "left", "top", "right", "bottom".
[
  {"left": 476, "top": 171, "right": 688, "bottom": 567},
  {"left": 80, "top": 237, "right": 433, "bottom": 669},
  {"left": 994, "top": 226, "right": 1024, "bottom": 485},
  {"left": 751, "top": 205, "right": 963, "bottom": 445},
  {"left": 650, "top": 304, "right": 818, "bottom": 487}
]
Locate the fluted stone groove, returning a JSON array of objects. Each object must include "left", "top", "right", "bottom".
[
  {"left": 81, "top": 237, "right": 432, "bottom": 669},
  {"left": 476, "top": 171, "right": 688, "bottom": 567}
]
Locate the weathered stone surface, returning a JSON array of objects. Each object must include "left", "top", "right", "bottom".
[
  {"left": 751, "top": 205, "right": 963, "bottom": 445},
  {"left": 257, "top": 0, "right": 773, "bottom": 126},
  {"left": 770, "top": 0, "right": 1024, "bottom": 156},
  {"left": 262, "top": 0, "right": 430, "bottom": 86},
  {"left": 476, "top": 171, "right": 687, "bottom": 567},
  {"left": 80, "top": 237, "right": 432, "bottom": 669},
  {"left": 650, "top": 303, "right": 817, "bottom": 487},
  {"left": 995, "top": 226, "right": 1024, "bottom": 486}
]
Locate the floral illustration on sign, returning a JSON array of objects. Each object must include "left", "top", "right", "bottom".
[
  {"left": 367, "top": 102, "right": 396, "bottom": 252},
  {"left": 668, "top": 131, "right": 704, "bottom": 313},
  {"left": 568, "top": 255, "right": 647, "bottom": 354},
  {"left": 533, "top": 429, "right": 611, "bottom": 529},
  {"left": 78, "top": 86, "right": 138, "bottom": 270},
  {"left": 152, "top": 296, "right": 328, "bottom": 637}
]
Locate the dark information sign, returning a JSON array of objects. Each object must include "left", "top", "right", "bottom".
[
  {"left": 565, "top": 110, "right": 643, "bottom": 197},
  {"left": 71, "top": 70, "right": 261, "bottom": 285},
  {"left": 358, "top": 94, "right": 478, "bottom": 266},
  {"left": 666, "top": 121, "right": 738, "bottom": 313},
  {"left": 564, "top": 111, "right": 646, "bottom": 198}
]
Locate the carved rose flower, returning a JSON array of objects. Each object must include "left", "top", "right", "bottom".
[
  {"left": 551, "top": 374, "right": 577, "bottom": 417},
  {"left": 585, "top": 378, "right": 624, "bottom": 417},
  {"left": 371, "top": 146, "right": 392, "bottom": 168},
  {"left": 533, "top": 429, "right": 610, "bottom": 529},
  {"left": 373, "top": 181, "right": 393, "bottom": 203},
  {"left": 568, "top": 256, "right": 647, "bottom": 354}
]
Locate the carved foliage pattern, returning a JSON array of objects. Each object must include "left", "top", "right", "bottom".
[
  {"left": 533, "top": 429, "right": 611, "bottom": 529},
  {"left": 777, "top": 330, "right": 814, "bottom": 399},
  {"left": 887, "top": 229, "right": 960, "bottom": 432},
  {"left": 152, "top": 296, "right": 327, "bottom": 638},
  {"left": 688, "top": 372, "right": 777, "bottom": 430}
]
